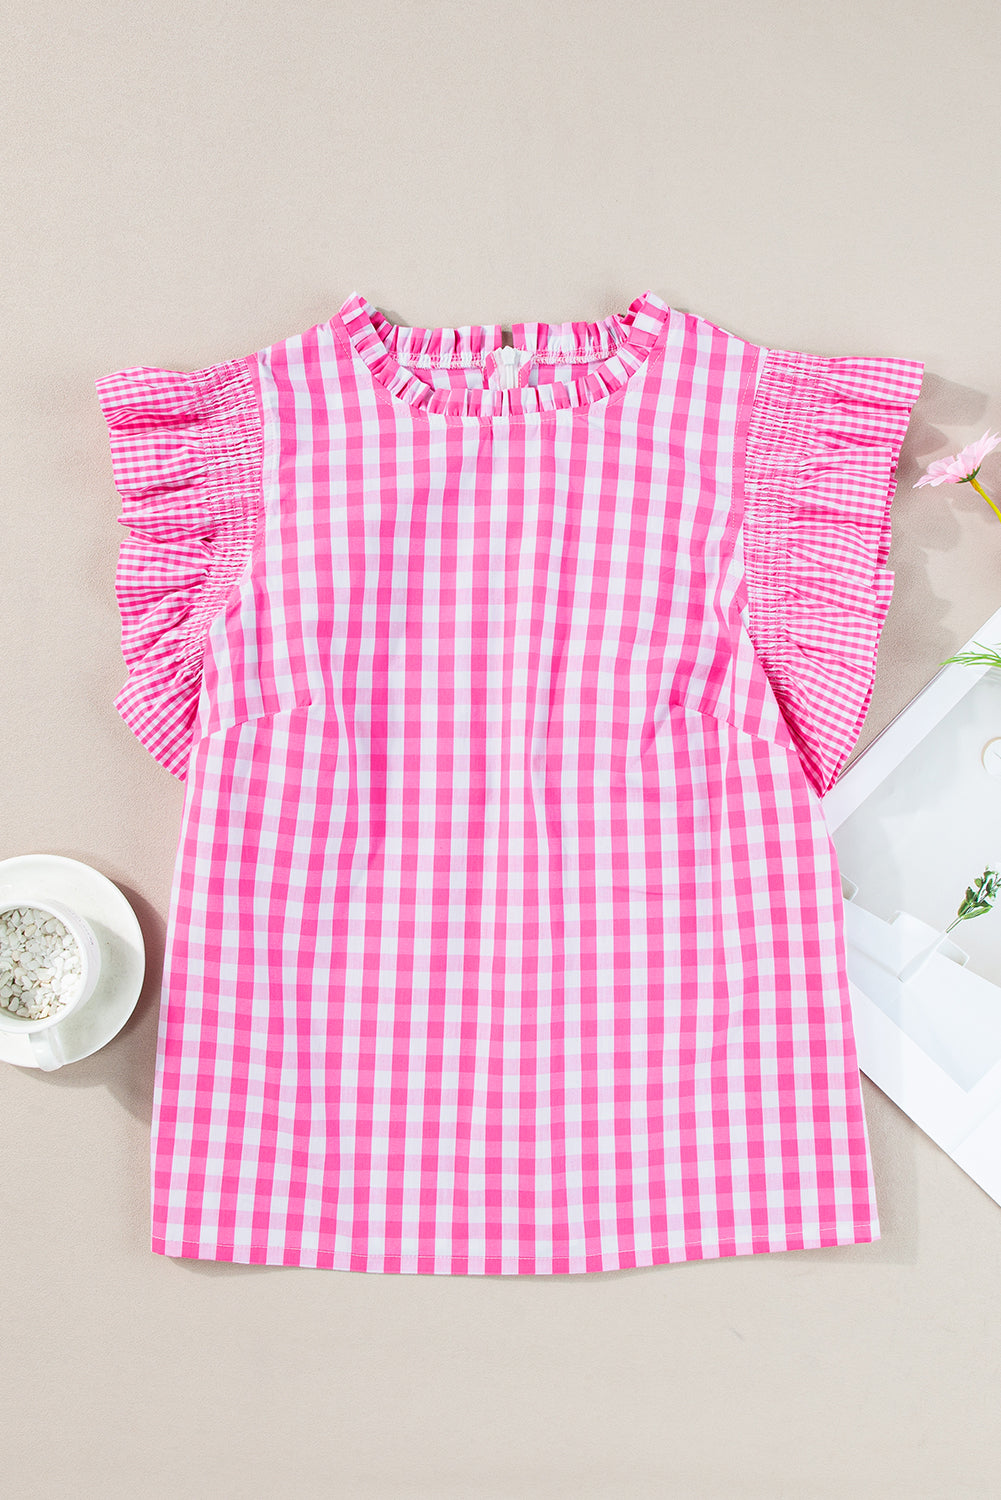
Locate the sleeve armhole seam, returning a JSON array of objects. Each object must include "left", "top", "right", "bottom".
[{"left": 157, "top": 354, "right": 266, "bottom": 678}]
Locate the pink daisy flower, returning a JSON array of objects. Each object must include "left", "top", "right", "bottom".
[{"left": 914, "top": 430, "right": 1001, "bottom": 487}]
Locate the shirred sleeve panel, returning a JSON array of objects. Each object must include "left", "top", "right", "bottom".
[
  {"left": 741, "top": 348, "right": 924, "bottom": 798},
  {"left": 94, "top": 357, "right": 264, "bottom": 781}
]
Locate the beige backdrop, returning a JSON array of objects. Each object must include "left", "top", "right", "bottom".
[{"left": 3, "top": 3, "right": 1001, "bottom": 1496}]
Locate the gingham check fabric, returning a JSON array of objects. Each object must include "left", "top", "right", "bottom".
[{"left": 95, "top": 291, "right": 923, "bottom": 1273}]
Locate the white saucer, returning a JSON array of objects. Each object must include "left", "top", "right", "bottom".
[{"left": 0, "top": 854, "right": 146, "bottom": 1069}]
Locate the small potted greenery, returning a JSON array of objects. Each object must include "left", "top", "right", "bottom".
[{"left": 897, "top": 867, "right": 1001, "bottom": 983}]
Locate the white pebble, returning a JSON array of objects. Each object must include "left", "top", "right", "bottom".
[{"left": 0, "top": 905, "right": 82, "bottom": 1022}]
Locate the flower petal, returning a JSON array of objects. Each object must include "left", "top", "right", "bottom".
[{"left": 915, "top": 431, "right": 1001, "bottom": 487}]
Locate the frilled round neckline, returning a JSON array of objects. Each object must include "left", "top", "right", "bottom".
[{"left": 330, "top": 290, "right": 672, "bottom": 419}]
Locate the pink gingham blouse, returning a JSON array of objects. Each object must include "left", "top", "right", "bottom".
[{"left": 96, "top": 291, "right": 923, "bottom": 1273}]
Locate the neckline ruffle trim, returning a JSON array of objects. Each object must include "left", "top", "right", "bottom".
[{"left": 331, "top": 290, "right": 672, "bottom": 418}]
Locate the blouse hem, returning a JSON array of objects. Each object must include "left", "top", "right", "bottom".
[{"left": 151, "top": 1219, "right": 880, "bottom": 1274}]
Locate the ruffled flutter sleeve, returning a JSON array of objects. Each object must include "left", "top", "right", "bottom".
[
  {"left": 95, "top": 357, "right": 264, "bottom": 780},
  {"left": 741, "top": 348, "right": 924, "bottom": 797}
]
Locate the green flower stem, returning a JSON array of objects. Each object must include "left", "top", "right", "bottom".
[{"left": 968, "top": 475, "right": 1001, "bottom": 524}]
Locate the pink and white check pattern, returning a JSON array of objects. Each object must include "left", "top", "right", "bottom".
[{"left": 96, "top": 291, "right": 923, "bottom": 1273}]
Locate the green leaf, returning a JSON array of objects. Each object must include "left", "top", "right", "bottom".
[
  {"left": 940, "top": 640, "right": 1001, "bottom": 670},
  {"left": 952, "top": 866, "right": 1001, "bottom": 925}
]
